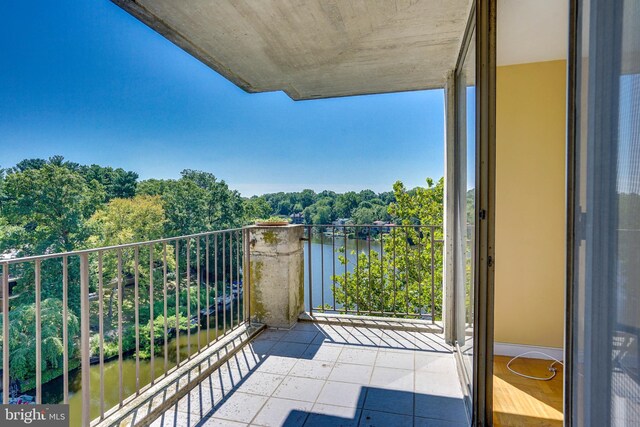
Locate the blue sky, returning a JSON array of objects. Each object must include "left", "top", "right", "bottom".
[{"left": 0, "top": 0, "right": 445, "bottom": 196}]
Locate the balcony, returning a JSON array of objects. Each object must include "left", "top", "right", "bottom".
[{"left": 0, "top": 223, "right": 469, "bottom": 426}]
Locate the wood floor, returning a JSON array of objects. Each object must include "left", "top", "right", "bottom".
[{"left": 493, "top": 356, "right": 564, "bottom": 427}]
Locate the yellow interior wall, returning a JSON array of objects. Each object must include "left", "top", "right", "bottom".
[{"left": 495, "top": 59, "right": 566, "bottom": 349}]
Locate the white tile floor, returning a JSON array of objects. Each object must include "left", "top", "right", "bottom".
[{"left": 150, "top": 322, "right": 469, "bottom": 427}]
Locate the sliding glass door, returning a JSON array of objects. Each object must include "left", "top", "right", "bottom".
[{"left": 568, "top": 0, "right": 640, "bottom": 425}]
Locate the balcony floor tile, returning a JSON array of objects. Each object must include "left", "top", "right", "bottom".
[
  {"left": 337, "top": 347, "right": 379, "bottom": 365},
  {"left": 251, "top": 397, "right": 313, "bottom": 427},
  {"left": 268, "top": 341, "right": 309, "bottom": 358},
  {"left": 300, "top": 343, "right": 343, "bottom": 362},
  {"left": 289, "top": 359, "right": 335, "bottom": 380},
  {"left": 415, "top": 372, "right": 464, "bottom": 398},
  {"left": 281, "top": 330, "right": 319, "bottom": 344},
  {"left": 369, "top": 366, "right": 415, "bottom": 392},
  {"left": 234, "top": 372, "right": 286, "bottom": 396},
  {"left": 363, "top": 387, "right": 415, "bottom": 416},
  {"left": 375, "top": 349, "right": 415, "bottom": 370},
  {"left": 328, "top": 362, "right": 374, "bottom": 384},
  {"left": 414, "top": 394, "right": 467, "bottom": 423},
  {"left": 142, "top": 322, "right": 467, "bottom": 427},
  {"left": 212, "top": 391, "right": 269, "bottom": 424},
  {"left": 316, "top": 381, "right": 366, "bottom": 408},
  {"left": 254, "top": 355, "right": 298, "bottom": 376},
  {"left": 305, "top": 404, "right": 361, "bottom": 427},
  {"left": 359, "top": 409, "right": 414, "bottom": 427},
  {"left": 272, "top": 376, "right": 325, "bottom": 402},
  {"left": 415, "top": 353, "right": 457, "bottom": 374}
]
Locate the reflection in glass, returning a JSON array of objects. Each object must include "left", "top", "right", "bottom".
[{"left": 572, "top": 0, "right": 640, "bottom": 424}]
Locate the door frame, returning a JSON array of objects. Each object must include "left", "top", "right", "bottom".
[
  {"left": 564, "top": 0, "right": 578, "bottom": 424},
  {"left": 473, "top": 1, "right": 497, "bottom": 425},
  {"left": 449, "top": 1, "right": 497, "bottom": 425}
]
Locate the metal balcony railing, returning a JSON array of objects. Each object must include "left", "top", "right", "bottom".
[
  {"left": 0, "top": 228, "right": 250, "bottom": 426},
  {"left": 303, "top": 224, "right": 444, "bottom": 323}
]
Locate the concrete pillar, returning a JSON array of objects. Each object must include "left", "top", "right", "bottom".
[{"left": 246, "top": 225, "right": 305, "bottom": 329}]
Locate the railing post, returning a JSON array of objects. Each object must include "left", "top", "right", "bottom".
[
  {"left": 2, "top": 263, "right": 9, "bottom": 404},
  {"left": 63, "top": 256, "right": 70, "bottom": 405},
  {"left": 80, "top": 253, "right": 91, "bottom": 427},
  {"left": 35, "top": 260, "right": 41, "bottom": 404},
  {"left": 430, "top": 226, "right": 436, "bottom": 323},
  {"left": 307, "top": 226, "right": 313, "bottom": 315},
  {"left": 243, "top": 228, "right": 251, "bottom": 324}
]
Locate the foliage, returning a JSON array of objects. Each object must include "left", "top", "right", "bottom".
[
  {"left": 0, "top": 298, "right": 79, "bottom": 382},
  {"left": 351, "top": 202, "right": 390, "bottom": 226},
  {"left": 0, "top": 164, "right": 105, "bottom": 314},
  {"left": 257, "top": 188, "right": 396, "bottom": 225},
  {"left": 256, "top": 216, "right": 291, "bottom": 223},
  {"left": 331, "top": 178, "right": 444, "bottom": 319},
  {"left": 8, "top": 156, "right": 138, "bottom": 202},
  {"left": 137, "top": 313, "right": 190, "bottom": 359},
  {"left": 77, "top": 164, "right": 138, "bottom": 201},
  {"left": 388, "top": 177, "right": 444, "bottom": 226},
  {"left": 1, "top": 163, "right": 105, "bottom": 255},
  {"left": 87, "top": 194, "right": 172, "bottom": 291},
  {"left": 243, "top": 197, "right": 272, "bottom": 221},
  {"left": 87, "top": 195, "right": 166, "bottom": 246},
  {"left": 303, "top": 199, "right": 333, "bottom": 225},
  {"left": 137, "top": 170, "right": 245, "bottom": 236}
]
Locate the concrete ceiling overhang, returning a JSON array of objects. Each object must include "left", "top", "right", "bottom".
[{"left": 112, "top": 0, "right": 470, "bottom": 100}]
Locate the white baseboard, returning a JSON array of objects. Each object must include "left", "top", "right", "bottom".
[{"left": 494, "top": 342, "right": 563, "bottom": 361}]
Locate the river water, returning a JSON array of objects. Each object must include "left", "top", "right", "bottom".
[{"left": 304, "top": 235, "right": 381, "bottom": 312}]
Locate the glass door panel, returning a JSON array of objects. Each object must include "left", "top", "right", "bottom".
[
  {"left": 454, "top": 27, "right": 476, "bottom": 398},
  {"left": 570, "top": 0, "right": 640, "bottom": 424}
]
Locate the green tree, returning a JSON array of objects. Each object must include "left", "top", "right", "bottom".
[
  {"left": 162, "top": 179, "right": 209, "bottom": 235},
  {"left": 243, "top": 197, "right": 272, "bottom": 221},
  {"left": 389, "top": 178, "right": 443, "bottom": 226},
  {"left": 334, "top": 191, "right": 359, "bottom": 218},
  {"left": 358, "top": 189, "right": 376, "bottom": 202},
  {"left": 9, "top": 156, "right": 138, "bottom": 202},
  {"left": 0, "top": 165, "right": 105, "bottom": 315},
  {"left": 1, "top": 164, "right": 104, "bottom": 255},
  {"left": 87, "top": 195, "right": 166, "bottom": 247},
  {"left": 78, "top": 164, "right": 138, "bottom": 200},
  {"left": 137, "top": 179, "right": 171, "bottom": 197},
  {"left": 332, "top": 178, "right": 444, "bottom": 319},
  {"left": 352, "top": 203, "right": 388, "bottom": 225},
  {"left": 0, "top": 298, "right": 79, "bottom": 383},
  {"left": 137, "top": 313, "right": 189, "bottom": 359},
  {"left": 312, "top": 205, "right": 332, "bottom": 225},
  {"left": 11, "top": 156, "right": 77, "bottom": 174},
  {"left": 298, "top": 189, "right": 317, "bottom": 209},
  {"left": 139, "top": 170, "right": 245, "bottom": 236},
  {"left": 87, "top": 195, "right": 172, "bottom": 322}
]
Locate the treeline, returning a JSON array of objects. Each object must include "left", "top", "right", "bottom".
[
  {"left": 249, "top": 189, "right": 397, "bottom": 225},
  {"left": 0, "top": 156, "right": 249, "bottom": 259}
]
